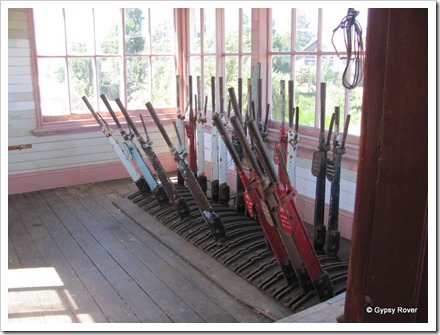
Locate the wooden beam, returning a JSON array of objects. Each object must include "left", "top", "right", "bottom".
[{"left": 343, "top": 8, "right": 428, "bottom": 323}]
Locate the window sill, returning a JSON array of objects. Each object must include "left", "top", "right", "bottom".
[
  {"left": 32, "top": 120, "right": 102, "bottom": 136},
  {"left": 32, "top": 110, "right": 178, "bottom": 136}
]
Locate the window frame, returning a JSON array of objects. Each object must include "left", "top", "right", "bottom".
[
  {"left": 30, "top": 8, "right": 179, "bottom": 135},
  {"left": 184, "top": 8, "right": 252, "bottom": 113},
  {"left": 267, "top": 8, "right": 365, "bottom": 135}
]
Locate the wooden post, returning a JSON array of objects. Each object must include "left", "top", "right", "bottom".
[{"left": 343, "top": 8, "right": 428, "bottom": 323}]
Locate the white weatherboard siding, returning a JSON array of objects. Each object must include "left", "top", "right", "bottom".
[{"left": 295, "top": 158, "right": 356, "bottom": 215}]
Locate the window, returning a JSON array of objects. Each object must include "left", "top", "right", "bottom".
[
  {"left": 223, "top": 8, "right": 252, "bottom": 98},
  {"left": 187, "top": 8, "right": 217, "bottom": 106},
  {"left": 32, "top": 8, "right": 177, "bottom": 124},
  {"left": 269, "top": 8, "right": 368, "bottom": 135},
  {"left": 187, "top": 8, "right": 252, "bottom": 111}
]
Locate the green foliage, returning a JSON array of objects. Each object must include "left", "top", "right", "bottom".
[
  {"left": 151, "top": 20, "right": 173, "bottom": 54},
  {"left": 99, "top": 33, "right": 119, "bottom": 54},
  {"left": 97, "top": 58, "right": 120, "bottom": 99},
  {"left": 296, "top": 92, "right": 315, "bottom": 126},
  {"left": 70, "top": 58, "right": 94, "bottom": 112},
  {"left": 68, "top": 40, "right": 94, "bottom": 112},
  {"left": 296, "top": 66, "right": 316, "bottom": 92},
  {"left": 151, "top": 57, "right": 174, "bottom": 106},
  {"left": 296, "top": 11, "right": 314, "bottom": 51},
  {"left": 272, "top": 30, "right": 291, "bottom": 53},
  {"left": 270, "top": 71, "right": 290, "bottom": 121},
  {"left": 242, "top": 12, "right": 252, "bottom": 52},
  {"left": 127, "top": 57, "right": 150, "bottom": 108},
  {"left": 124, "top": 10, "right": 148, "bottom": 105},
  {"left": 125, "top": 8, "right": 146, "bottom": 54},
  {"left": 322, "top": 59, "right": 340, "bottom": 85}
]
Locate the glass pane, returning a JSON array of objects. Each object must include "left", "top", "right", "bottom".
[
  {"left": 125, "top": 8, "right": 150, "bottom": 54},
  {"left": 95, "top": 8, "right": 120, "bottom": 55},
  {"left": 225, "top": 8, "right": 238, "bottom": 53},
  {"left": 241, "top": 56, "right": 252, "bottom": 114},
  {"left": 190, "top": 9, "right": 201, "bottom": 53},
  {"left": 349, "top": 85, "right": 363, "bottom": 135},
  {"left": 242, "top": 8, "right": 252, "bottom": 53},
  {"left": 204, "top": 9, "right": 216, "bottom": 53},
  {"left": 97, "top": 58, "right": 122, "bottom": 112},
  {"left": 126, "top": 57, "right": 151, "bottom": 110},
  {"left": 271, "top": 56, "right": 291, "bottom": 121},
  {"left": 326, "top": 7, "right": 369, "bottom": 53},
  {"left": 65, "top": 8, "right": 95, "bottom": 55},
  {"left": 225, "top": 56, "right": 239, "bottom": 103},
  {"left": 356, "top": 7, "right": 369, "bottom": 51},
  {"left": 322, "top": 55, "right": 345, "bottom": 129},
  {"left": 151, "top": 8, "right": 175, "bottom": 54},
  {"left": 38, "top": 58, "right": 69, "bottom": 116},
  {"left": 68, "top": 58, "right": 95, "bottom": 114},
  {"left": 272, "top": 55, "right": 291, "bottom": 78},
  {"left": 272, "top": 8, "right": 291, "bottom": 52},
  {"left": 295, "top": 8, "right": 317, "bottom": 52},
  {"left": 187, "top": 56, "right": 200, "bottom": 111},
  {"left": 151, "top": 56, "right": 175, "bottom": 107},
  {"left": 189, "top": 56, "right": 201, "bottom": 77},
  {"left": 294, "top": 55, "right": 316, "bottom": 126},
  {"left": 33, "top": 8, "right": 66, "bottom": 55},
  {"left": 322, "top": 8, "right": 347, "bottom": 52},
  {"left": 242, "top": 55, "right": 251, "bottom": 80},
  {"left": 204, "top": 56, "right": 216, "bottom": 112}
]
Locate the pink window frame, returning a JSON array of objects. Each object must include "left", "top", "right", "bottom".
[{"left": 29, "top": 8, "right": 180, "bottom": 136}]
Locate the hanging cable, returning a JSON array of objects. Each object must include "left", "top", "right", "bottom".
[{"left": 331, "top": 8, "right": 365, "bottom": 89}]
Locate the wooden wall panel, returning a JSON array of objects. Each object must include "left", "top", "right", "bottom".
[{"left": 344, "top": 8, "right": 428, "bottom": 323}]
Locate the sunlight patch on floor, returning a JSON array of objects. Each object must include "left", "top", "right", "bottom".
[{"left": 7, "top": 267, "right": 93, "bottom": 324}]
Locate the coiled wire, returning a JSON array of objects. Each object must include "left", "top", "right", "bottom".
[{"left": 331, "top": 8, "right": 365, "bottom": 89}]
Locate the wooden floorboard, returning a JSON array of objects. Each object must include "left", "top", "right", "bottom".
[
  {"left": 55, "top": 186, "right": 204, "bottom": 323},
  {"left": 12, "top": 190, "right": 139, "bottom": 323},
  {"left": 8, "top": 235, "right": 21, "bottom": 270},
  {"left": 41, "top": 188, "right": 170, "bottom": 323},
  {"left": 8, "top": 195, "right": 78, "bottom": 323},
  {"left": 7, "top": 179, "right": 271, "bottom": 325},
  {"left": 99, "top": 192, "right": 268, "bottom": 323},
  {"left": 71, "top": 187, "right": 242, "bottom": 323}
]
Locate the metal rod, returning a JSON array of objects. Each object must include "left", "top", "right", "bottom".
[
  {"left": 248, "top": 119, "right": 278, "bottom": 184},
  {"left": 341, "top": 114, "right": 351, "bottom": 149},
  {"left": 228, "top": 87, "right": 242, "bottom": 124},
  {"left": 280, "top": 80, "right": 286, "bottom": 124},
  {"left": 320, "top": 82, "right": 326, "bottom": 136},
  {"left": 213, "top": 114, "right": 243, "bottom": 171},
  {"left": 229, "top": 116, "right": 264, "bottom": 180}
]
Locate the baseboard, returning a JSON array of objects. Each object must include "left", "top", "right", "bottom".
[{"left": 8, "top": 153, "right": 176, "bottom": 195}]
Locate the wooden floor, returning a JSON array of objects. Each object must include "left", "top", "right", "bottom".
[{"left": 7, "top": 179, "right": 274, "bottom": 326}]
